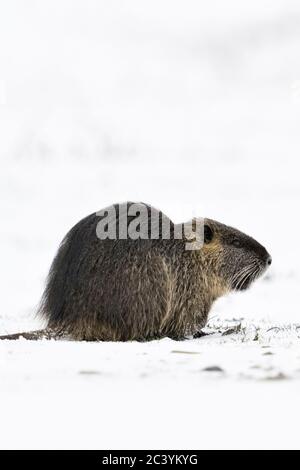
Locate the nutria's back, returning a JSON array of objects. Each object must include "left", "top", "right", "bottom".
[{"left": 38, "top": 202, "right": 271, "bottom": 341}]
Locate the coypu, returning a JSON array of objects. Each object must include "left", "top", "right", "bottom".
[{"left": 0, "top": 202, "right": 271, "bottom": 341}]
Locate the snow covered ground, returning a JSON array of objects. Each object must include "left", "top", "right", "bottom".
[{"left": 1, "top": 0, "right": 300, "bottom": 449}]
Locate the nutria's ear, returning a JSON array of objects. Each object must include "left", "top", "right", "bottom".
[{"left": 204, "top": 225, "right": 214, "bottom": 244}]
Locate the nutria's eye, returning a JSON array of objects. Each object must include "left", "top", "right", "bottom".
[
  {"left": 204, "top": 225, "right": 213, "bottom": 244},
  {"left": 232, "top": 238, "right": 241, "bottom": 248}
]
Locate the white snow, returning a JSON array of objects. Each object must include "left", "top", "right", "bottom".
[{"left": 1, "top": 0, "right": 300, "bottom": 450}]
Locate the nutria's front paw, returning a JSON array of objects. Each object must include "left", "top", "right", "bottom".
[{"left": 193, "top": 330, "right": 208, "bottom": 339}]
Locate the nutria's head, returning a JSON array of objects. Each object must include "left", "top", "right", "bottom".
[{"left": 201, "top": 219, "right": 272, "bottom": 293}]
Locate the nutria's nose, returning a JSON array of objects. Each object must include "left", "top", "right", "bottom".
[{"left": 266, "top": 255, "right": 272, "bottom": 266}]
